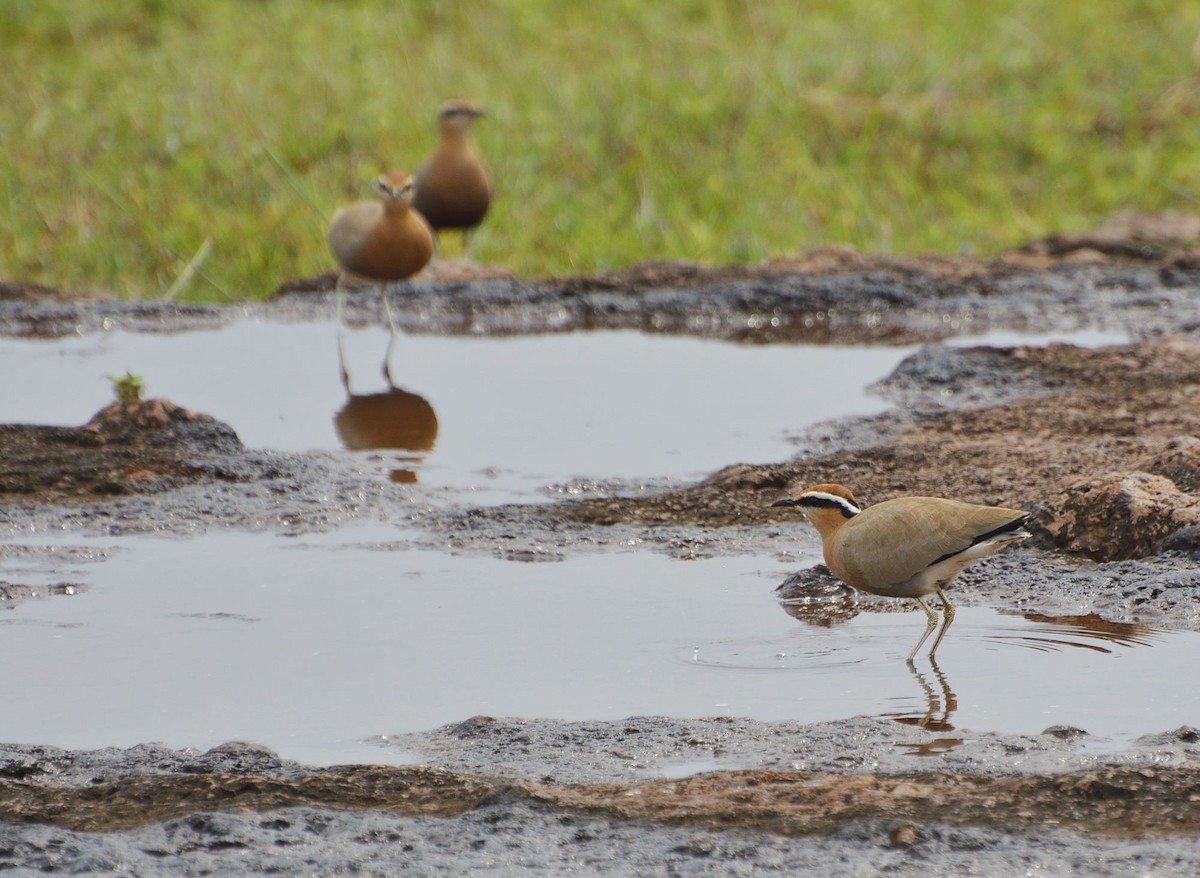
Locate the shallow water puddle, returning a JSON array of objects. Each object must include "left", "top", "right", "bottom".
[
  {"left": 692, "top": 607, "right": 1187, "bottom": 742},
  {"left": 0, "top": 527, "right": 1193, "bottom": 766},
  {"left": 0, "top": 323, "right": 920, "bottom": 499},
  {"left": 0, "top": 322, "right": 1130, "bottom": 498},
  {"left": 1, "top": 322, "right": 1163, "bottom": 766}
]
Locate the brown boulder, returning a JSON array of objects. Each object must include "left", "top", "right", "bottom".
[
  {"left": 1031, "top": 471, "right": 1200, "bottom": 561},
  {"left": 1139, "top": 436, "right": 1200, "bottom": 493}
]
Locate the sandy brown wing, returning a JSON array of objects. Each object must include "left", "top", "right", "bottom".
[
  {"left": 835, "top": 498, "right": 1026, "bottom": 592},
  {"left": 413, "top": 147, "right": 491, "bottom": 230},
  {"left": 326, "top": 201, "right": 383, "bottom": 274}
]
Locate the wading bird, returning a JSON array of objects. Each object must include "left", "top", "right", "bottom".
[
  {"left": 771, "top": 483, "right": 1030, "bottom": 661},
  {"left": 327, "top": 169, "right": 434, "bottom": 381}
]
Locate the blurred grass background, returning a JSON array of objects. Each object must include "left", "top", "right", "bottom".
[{"left": 2, "top": 0, "right": 1198, "bottom": 301}]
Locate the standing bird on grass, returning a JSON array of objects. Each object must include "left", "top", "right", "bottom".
[
  {"left": 771, "top": 483, "right": 1030, "bottom": 661},
  {"left": 327, "top": 169, "right": 434, "bottom": 382},
  {"left": 413, "top": 99, "right": 492, "bottom": 253}
]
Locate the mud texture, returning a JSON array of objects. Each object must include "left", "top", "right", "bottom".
[
  {"left": 538, "top": 336, "right": 1200, "bottom": 554},
  {"left": 4, "top": 726, "right": 1200, "bottom": 876},
  {"left": 0, "top": 398, "right": 244, "bottom": 503},
  {"left": 5, "top": 219, "right": 1200, "bottom": 874}
]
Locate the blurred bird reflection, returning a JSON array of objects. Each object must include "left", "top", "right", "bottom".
[
  {"left": 334, "top": 353, "right": 438, "bottom": 484},
  {"left": 1012, "top": 611, "right": 1158, "bottom": 651}
]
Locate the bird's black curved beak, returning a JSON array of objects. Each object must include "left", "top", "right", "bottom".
[{"left": 771, "top": 497, "right": 798, "bottom": 508}]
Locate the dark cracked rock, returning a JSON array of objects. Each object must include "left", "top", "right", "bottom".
[{"left": 1031, "top": 471, "right": 1200, "bottom": 561}]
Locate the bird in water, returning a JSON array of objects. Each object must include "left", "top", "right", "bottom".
[{"left": 771, "top": 483, "right": 1030, "bottom": 661}]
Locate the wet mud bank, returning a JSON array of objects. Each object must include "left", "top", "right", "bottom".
[
  {"left": 4, "top": 241, "right": 1200, "bottom": 345},
  {"left": 534, "top": 337, "right": 1200, "bottom": 566},
  {"left": 4, "top": 723, "right": 1200, "bottom": 875},
  {"left": 4, "top": 238, "right": 1200, "bottom": 874}
]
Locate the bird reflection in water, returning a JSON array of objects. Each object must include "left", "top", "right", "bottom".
[
  {"left": 888, "top": 612, "right": 1157, "bottom": 745},
  {"left": 777, "top": 566, "right": 963, "bottom": 741},
  {"left": 892, "top": 655, "right": 960, "bottom": 736},
  {"left": 1009, "top": 611, "right": 1158, "bottom": 652},
  {"left": 334, "top": 353, "right": 438, "bottom": 484},
  {"left": 777, "top": 570, "right": 1164, "bottom": 752}
]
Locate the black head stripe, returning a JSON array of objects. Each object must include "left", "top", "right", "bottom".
[{"left": 798, "top": 493, "right": 859, "bottom": 518}]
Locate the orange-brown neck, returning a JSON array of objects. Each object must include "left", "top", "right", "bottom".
[
  {"left": 438, "top": 120, "right": 473, "bottom": 145},
  {"left": 802, "top": 507, "right": 853, "bottom": 545},
  {"left": 381, "top": 197, "right": 414, "bottom": 218}
]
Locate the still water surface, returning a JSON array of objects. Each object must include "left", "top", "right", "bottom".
[
  {"left": 0, "top": 527, "right": 1191, "bottom": 766},
  {"left": 0, "top": 322, "right": 1126, "bottom": 498},
  {"left": 2, "top": 323, "right": 917, "bottom": 498},
  {"left": 2, "top": 321, "right": 1183, "bottom": 766}
]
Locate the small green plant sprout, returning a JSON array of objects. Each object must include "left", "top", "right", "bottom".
[{"left": 107, "top": 371, "right": 145, "bottom": 403}]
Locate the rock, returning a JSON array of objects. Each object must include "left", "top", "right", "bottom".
[
  {"left": 83, "top": 398, "right": 243, "bottom": 453},
  {"left": 888, "top": 823, "right": 920, "bottom": 847},
  {"left": 1162, "top": 527, "right": 1200, "bottom": 558},
  {"left": 0, "top": 398, "right": 244, "bottom": 503},
  {"left": 1030, "top": 472, "right": 1200, "bottom": 561},
  {"left": 871, "top": 343, "right": 1066, "bottom": 412},
  {"left": 1139, "top": 436, "right": 1200, "bottom": 493},
  {"left": 774, "top": 566, "right": 860, "bottom": 626}
]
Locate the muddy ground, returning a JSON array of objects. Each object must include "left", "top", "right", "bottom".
[{"left": 4, "top": 215, "right": 1200, "bottom": 874}]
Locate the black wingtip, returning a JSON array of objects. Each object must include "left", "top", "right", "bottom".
[{"left": 979, "top": 514, "right": 1031, "bottom": 543}]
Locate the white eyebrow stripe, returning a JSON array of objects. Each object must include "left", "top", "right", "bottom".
[{"left": 799, "top": 491, "right": 861, "bottom": 516}]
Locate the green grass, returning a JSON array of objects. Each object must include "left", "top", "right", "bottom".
[{"left": 2, "top": 0, "right": 1198, "bottom": 300}]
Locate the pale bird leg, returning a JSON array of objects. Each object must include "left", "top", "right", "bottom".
[
  {"left": 929, "top": 653, "right": 957, "bottom": 718},
  {"left": 383, "top": 335, "right": 397, "bottom": 386},
  {"left": 380, "top": 282, "right": 400, "bottom": 337},
  {"left": 907, "top": 596, "right": 940, "bottom": 663},
  {"left": 902, "top": 654, "right": 958, "bottom": 731},
  {"left": 927, "top": 589, "right": 957, "bottom": 660},
  {"left": 382, "top": 282, "right": 403, "bottom": 386},
  {"left": 908, "top": 662, "right": 938, "bottom": 727},
  {"left": 335, "top": 272, "right": 351, "bottom": 392}
]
